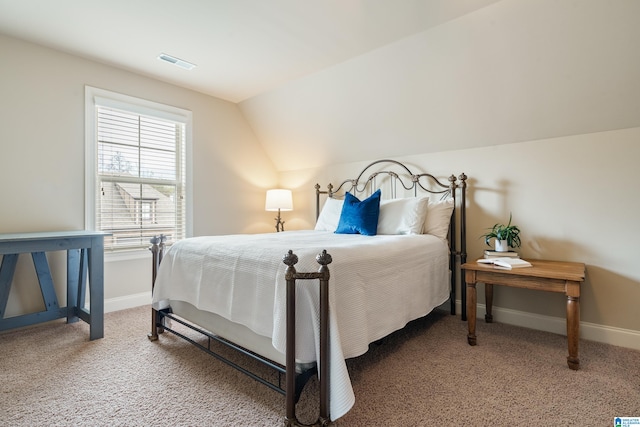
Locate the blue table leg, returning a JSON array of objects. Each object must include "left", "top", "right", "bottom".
[
  {"left": 31, "top": 252, "right": 60, "bottom": 312},
  {"left": 66, "top": 249, "right": 80, "bottom": 324},
  {"left": 78, "top": 249, "right": 87, "bottom": 311},
  {"left": 0, "top": 254, "right": 19, "bottom": 319}
]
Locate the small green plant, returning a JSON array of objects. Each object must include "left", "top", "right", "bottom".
[{"left": 480, "top": 213, "right": 521, "bottom": 249}]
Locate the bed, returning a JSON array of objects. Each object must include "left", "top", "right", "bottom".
[{"left": 148, "top": 159, "right": 468, "bottom": 425}]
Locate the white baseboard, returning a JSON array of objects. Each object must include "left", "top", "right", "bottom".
[
  {"left": 104, "top": 292, "right": 151, "bottom": 313},
  {"left": 103, "top": 295, "right": 639, "bottom": 351},
  {"left": 456, "top": 300, "right": 640, "bottom": 351}
]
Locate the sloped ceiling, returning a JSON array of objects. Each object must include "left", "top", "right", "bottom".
[
  {"left": 2, "top": 1, "right": 639, "bottom": 172},
  {"left": 239, "top": 0, "right": 640, "bottom": 170},
  {"left": 0, "top": 0, "right": 500, "bottom": 103}
]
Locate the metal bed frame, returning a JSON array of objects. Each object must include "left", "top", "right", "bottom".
[
  {"left": 316, "top": 159, "right": 468, "bottom": 318},
  {"left": 147, "top": 159, "right": 467, "bottom": 426},
  {"left": 148, "top": 242, "right": 331, "bottom": 426}
]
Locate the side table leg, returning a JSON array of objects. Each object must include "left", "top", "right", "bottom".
[
  {"left": 0, "top": 254, "right": 19, "bottom": 320},
  {"left": 467, "top": 282, "right": 477, "bottom": 346},
  {"left": 485, "top": 283, "right": 494, "bottom": 323},
  {"left": 66, "top": 249, "right": 80, "bottom": 324},
  {"left": 566, "top": 294, "right": 580, "bottom": 370}
]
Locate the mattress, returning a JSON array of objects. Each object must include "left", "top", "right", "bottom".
[{"left": 151, "top": 230, "right": 450, "bottom": 419}]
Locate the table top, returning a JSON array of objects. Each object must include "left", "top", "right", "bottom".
[
  {"left": 462, "top": 259, "right": 585, "bottom": 282},
  {"left": 0, "top": 231, "right": 110, "bottom": 243}
]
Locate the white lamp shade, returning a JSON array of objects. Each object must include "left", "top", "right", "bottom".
[{"left": 265, "top": 189, "right": 293, "bottom": 211}]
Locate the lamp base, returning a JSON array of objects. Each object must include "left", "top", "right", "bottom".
[{"left": 274, "top": 209, "right": 285, "bottom": 232}]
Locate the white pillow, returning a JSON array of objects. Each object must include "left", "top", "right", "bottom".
[
  {"left": 377, "top": 196, "right": 430, "bottom": 235},
  {"left": 423, "top": 198, "right": 455, "bottom": 240},
  {"left": 314, "top": 197, "right": 344, "bottom": 231}
]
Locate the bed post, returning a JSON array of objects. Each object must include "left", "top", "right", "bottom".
[
  {"left": 448, "top": 175, "right": 458, "bottom": 316},
  {"left": 315, "top": 184, "right": 322, "bottom": 220},
  {"left": 147, "top": 234, "right": 166, "bottom": 341},
  {"left": 317, "top": 250, "right": 332, "bottom": 426},
  {"left": 283, "top": 250, "right": 333, "bottom": 427},
  {"left": 315, "top": 183, "right": 334, "bottom": 220},
  {"left": 458, "top": 173, "right": 468, "bottom": 321},
  {"left": 283, "top": 251, "right": 297, "bottom": 425}
]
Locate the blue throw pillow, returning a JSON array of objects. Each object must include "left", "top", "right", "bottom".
[{"left": 335, "top": 189, "right": 381, "bottom": 236}]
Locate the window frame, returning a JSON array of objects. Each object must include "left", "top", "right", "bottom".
[{"left": 85, "top": 86, "right": 193, "bottom": 259}]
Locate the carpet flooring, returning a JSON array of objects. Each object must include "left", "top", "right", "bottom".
[{"left": 0, "top": 305, "right": 638, "bottom": 426}]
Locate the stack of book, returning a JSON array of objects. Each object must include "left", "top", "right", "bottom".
[
  {"left": 477, "top": 257, "right": 532, "bottom": 269},
  {"left": 479, "top": 250, "right": 532, "bottom": 269},
  {"left": 484, "top": 250, "right": 519, "bottom": 259}
]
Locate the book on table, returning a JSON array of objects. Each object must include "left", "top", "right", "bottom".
[
  {"left": 477, "top": 257, "right": 532, "bottom": 269},
  {"left": 484, "top": 250, "right": 519, "bottom": 258}
]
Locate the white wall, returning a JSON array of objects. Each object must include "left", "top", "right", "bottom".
[{"left": 0, "top": 34, "right": 278, "bottom": 313}]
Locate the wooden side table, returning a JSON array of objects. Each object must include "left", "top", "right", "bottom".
[{"left": 462, "top": 259, "right": 586, "bottom": 370}]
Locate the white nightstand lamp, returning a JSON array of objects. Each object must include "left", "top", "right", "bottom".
[{"left": 265, "top": 189, "right": 293, "bottom": 232}]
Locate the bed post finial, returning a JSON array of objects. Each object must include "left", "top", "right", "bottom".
[
  {"left": 283, "top": 250, "right": 298, "bottom": 268},
  {"left": 316, "top": 249, "right": 332, "bottom": 268}
]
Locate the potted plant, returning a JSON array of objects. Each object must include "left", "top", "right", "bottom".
[{"left": 480, "top": 213, "right": 521, "bottom": 252}]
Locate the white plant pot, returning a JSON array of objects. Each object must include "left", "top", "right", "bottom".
[{"left": 495, "top": 240, "right": 509, "bottom": 252}]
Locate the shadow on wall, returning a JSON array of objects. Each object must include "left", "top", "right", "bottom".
[
  {"left": 523, "top": 237, "right": 597, "bottom": 262},
  {"left": 466, "top": 178, "right": 513, "bottom": 221}
]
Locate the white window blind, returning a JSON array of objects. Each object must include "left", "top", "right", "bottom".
[{"left": 86, "top": 88, "right": 190, "bottom": 252}]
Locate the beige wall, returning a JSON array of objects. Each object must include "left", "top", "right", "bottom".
[
  {"left": 1, "top": 0, "right": 638, "bottom": 349},
  {"left": 280, "top": 130, "right": 640, "bottom": 341},
  {"left": 254, "top": 0, "right": 640, "bottom": 348},
  {"left": 0, "top": 34, "right": 278, "bottom": 314}
]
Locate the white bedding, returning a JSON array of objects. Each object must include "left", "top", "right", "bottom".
[{"left": 151, "top": 230, "right": 450, "bottom": 420}]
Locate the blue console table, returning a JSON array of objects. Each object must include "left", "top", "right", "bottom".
[{"left": 0, "top": 231, "right": 109, "bottom": 340}]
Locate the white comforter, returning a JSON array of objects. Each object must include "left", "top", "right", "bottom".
[{"left": 151, "top": 230, "right": 450, "bottom": 420}]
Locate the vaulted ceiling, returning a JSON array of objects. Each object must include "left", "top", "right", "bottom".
[
  {"left": 0, "top": 0, "right": 499, "bottom": 103},
  {"left": 3, "top": 1, "right": 639, "bottom": 172}
]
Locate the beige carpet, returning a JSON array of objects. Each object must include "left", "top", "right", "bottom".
[{"left": 0, "top": 306, "right": 638, "bottom": 426}]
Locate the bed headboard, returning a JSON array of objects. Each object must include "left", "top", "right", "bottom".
[{"left": 314, "top": 159, "right": 468, "bottom": 318}]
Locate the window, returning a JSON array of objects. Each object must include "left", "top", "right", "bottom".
[{"left": 85, "top": 87, "right": 192, "bottom": 252}]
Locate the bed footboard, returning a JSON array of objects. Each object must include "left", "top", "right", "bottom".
[
  {"left": 283, "top": 249, "right": 333, "bottom": 426},
  {"left": 147, "top": 237, "right": 334, "bottom": 426}
]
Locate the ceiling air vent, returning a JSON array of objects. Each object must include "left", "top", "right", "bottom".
[{"left": 157, "top": 53, "right": 196, "bottom": 70}]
